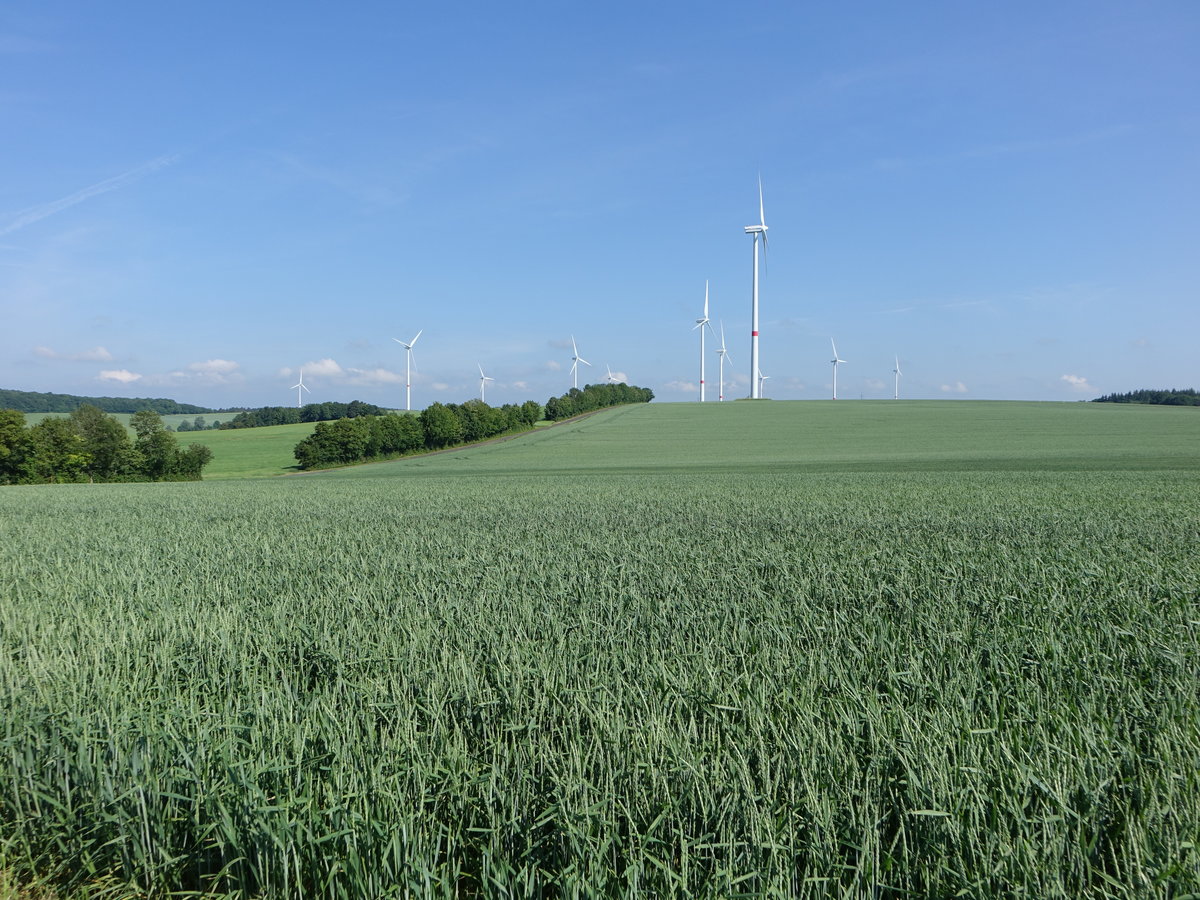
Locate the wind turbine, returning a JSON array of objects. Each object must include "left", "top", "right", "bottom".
[
  {"left": 478, "top": 364, "right": 494, "bottom": 403},
  {"left": 715, "top": 321, "right": 733, "bottom": 402},
  {"left": 693, "top": 280, "right": 715, "bottom": 402},
  {"left": 893, "top": 355, "right": 902, "bottom": 400},
  {"left": 290, "top": 369, "right": 311, "bottom": 408},
  {"left": 570, "top": 335, "right": 591, "bottom": 389},
  {"left": 744, "top": 177, "right": 768, "bottom": 398},
  {"left": 757, "top": 369, "right": 770, "bottom": 398},
  {"left": 605, "top": 364, "right": 619, "bottom": 384},
  {"left": 830, "top": 339, "right": 847, "bottom": 400},
  {"left": 392, "top": 329, "right": 423, "bottom": 411}
]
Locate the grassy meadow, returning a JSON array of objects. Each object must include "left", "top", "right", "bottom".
[
  {"left": 1, "top": 401, "right": 1198, "bottom": 897},
  {"left": 176, "top": 422, "right": 316, "bottom": 479}
]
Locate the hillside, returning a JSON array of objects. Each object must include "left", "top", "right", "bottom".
[{"left": 0, "top": 387, "right": 217, "bottom": 415}]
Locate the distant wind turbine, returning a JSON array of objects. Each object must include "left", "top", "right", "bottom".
[
  {"left": 570, "top": 335, "right": 591, "bottom": 389},
  {"left": 693, "top": 280, "right": 716, "bottom": 402},
  {"left": 744, "top": 177, "right": 768, "bottom": 398},
  {"left": 757, "top": 369, "right": 770, "bottom": 398},
  {"left": 605, "top": 363, "right": 619, "bottom": 384},
  {"left": 478, "top": 364, "right": 494, "bottom": 403},
  {"left": 893, "top": 355, "right": 902, "bottom": 400},
  {"left": 392, "top": 329, "right": 423, "bottom": 411},
  {"left": 715, "top": 321, "right": 733, "bottom": 402},
  {"left": 290, "top": 369, "right": 311, "bottom": 408},
  {"left": 830, "top": 339, "right": 846, "bottom": 400}
]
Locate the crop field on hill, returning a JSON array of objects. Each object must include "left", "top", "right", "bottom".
[
  {"left": 1, "top": 402, "right": 1198, "bottom": 897},
  {"left": 175, "top": 421, "right": 317, "bottom": 479}
]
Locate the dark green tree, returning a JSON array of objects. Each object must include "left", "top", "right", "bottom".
[
  {"left": 0, "top": 409, "right": 31, "bottom": 484},
  {"left": 420, "top": 403, "right": 462, "bottom": 449}
]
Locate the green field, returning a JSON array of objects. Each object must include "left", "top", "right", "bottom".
[
  {"left": 1, "top": 402, "right": 1198, "bottom": 897},
  {"left": 175, "top": 421, "right": 317, "bottom": 479}
]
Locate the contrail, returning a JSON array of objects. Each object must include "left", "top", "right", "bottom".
[{"left": 1, "top": 153, "right": 180, "bottom": 236}]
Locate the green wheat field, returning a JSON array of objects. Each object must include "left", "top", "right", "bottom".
[{"left": 2, "top": 401, "right": 1198, "bottom": 897}]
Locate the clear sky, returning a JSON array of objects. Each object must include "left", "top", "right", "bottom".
[{"left": 2, "top": 2, "right": 1197, "bottom": 408}]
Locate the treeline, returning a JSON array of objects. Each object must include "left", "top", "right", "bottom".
[
  {"left": 0, "top": 406, "right": 213, "bottom": 485},
  {"left": 219, "top": 401, "right": 388, "bottom": 429},
  {"left": 294, "top": 400, "right": 543, "bottom": 469},
  {"left": 176, "top": 416, "right": 223, "bottom": 432},
  {"left": 1093, "top": 389, "right": 1200, "bottom": 406},
  {"left": 0, "top": 388, "right": 215, "bottom": 415},
  {"left": 545, "top": 383, "right": 654, "bottom": 420}
]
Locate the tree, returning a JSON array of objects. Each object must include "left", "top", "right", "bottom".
[
  {"left": 0, "top": 409, "right": 31, "bottom": 485},
  {"left": 130, "top": 410, "right": 177, "bottom": 479},
  {"left": 24, "top": 417, "right": 91, "bottom": 483},
  {"left": 70, "top": 405, "right": 135, "bottom": 481},
  {"left": 420, "top": 403, "right": 462, "bottom": 449}
]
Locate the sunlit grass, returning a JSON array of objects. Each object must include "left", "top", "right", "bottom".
[{"left": 1, "top": 401, "right": 1197, "bottom": 896}]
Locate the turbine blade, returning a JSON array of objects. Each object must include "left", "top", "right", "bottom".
[
  {"left": 579, "top": 357, "right": 591, "bottom": 367},
  {"left": 704, "top": 279, "right": 710, "bottom": 319},
  {"left": 410, "top": 329, "right": 423, "bottom": 346},
  {"left": 758, "top": 175, "right": 765, "bottom": 228}
]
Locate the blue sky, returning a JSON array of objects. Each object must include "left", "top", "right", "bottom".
[{"left": 2, "top": 2, "right": 1197, "bottom": 408}]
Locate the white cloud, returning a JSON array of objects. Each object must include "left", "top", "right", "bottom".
[
  {"left": 512, "top": 380, "right": 529, "bottom": 390},
  {"left": 188, "top": 358, "right": 239, "bottom": 375},
  {"left": 1060, "top": 374, "right": 1094, "bottom": 393},
  {"left": 345, "top": 367, "right": 403, "bottom": 385},
  {"left": 34, "top": 345, "right": 113, "bottom": 362},
  {"left": 609, "top": 371, "right": 629, "bottom": 383},
  {"left": 301, "top": 358, "right": 346, "bottom": 377},
  {"left": 666, "top": 380, "right": 699, "bottom": 393},
  {"left": 1, "top": 154, "right": 179, "bottom": 236},
  {"left": 545, "top": 360, "right": 562, "bottom": 371},
  {"left": 431, "top": 382, "right": 450, "bottom": 391},
  {"left": 865, "top": 378, "right": 885, "bottom": 390},
  {"left": 940, "top": 381, "right": 968, "bottom": 394},
  {"left": 97, "top": 369, "right": 142, "bottom": 384}
]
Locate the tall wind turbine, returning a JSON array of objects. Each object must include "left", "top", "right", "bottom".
[
  {"left": 392, "top": 329, "right": 423, "bottom": 411},
  {"left": 570, "top": 335, "right": 591, "bottom": 389},
  {"left": 715, "top": 321, "right": 733, "bottom": 402},
  {"left": 693, "top": 280, "right": 715, "bottom": 402},
  {"left": 893, "top": 355, "right": 902, "bottom": 400},
  {"left": 744, "top": 177, "right": 768, "bottom": 398},
  {"left": 478, "top": 364, "right": 494, "bottom": 403},
  {"left": 830, "top": 339, "right": 847, "bottom": 400},
  {"left": 290, "top": 369, "right": 311, "bottom": 408}
]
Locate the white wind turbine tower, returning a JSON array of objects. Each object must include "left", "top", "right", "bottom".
[
  {"left": 893, "top": 355, "right": 902, "bottom": 400},
  {"left": 478, "top": 364, "right": 494, "bottom": 403},
  {"left": 392, "top": 329, "right": 423, "bottom": 411},
  {"left": 693, "top": 280, "right": 716, "bottom": 402},
  {"left": 715, "top": 321, "right": 733, "bottom": 402},
  {"left": 570, "top": 335, "right": 591, "bottom": 389},
  {"left": 290, "top": 369, "right": 310, "bottom": 408},
  {"left": 830, "top": 338, "right": 847, "bottom": 400},
  {"left": 744, "top": 177, "right": 768, "bottom": 398}
]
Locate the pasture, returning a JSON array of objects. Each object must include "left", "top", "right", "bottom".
[{"left": 1, "top": 401, "right": 1197, "bottom": 897}]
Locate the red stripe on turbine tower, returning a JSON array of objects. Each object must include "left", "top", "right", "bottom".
[{"left": 752, "top": 330, "right": 759, "bottom": 336}]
